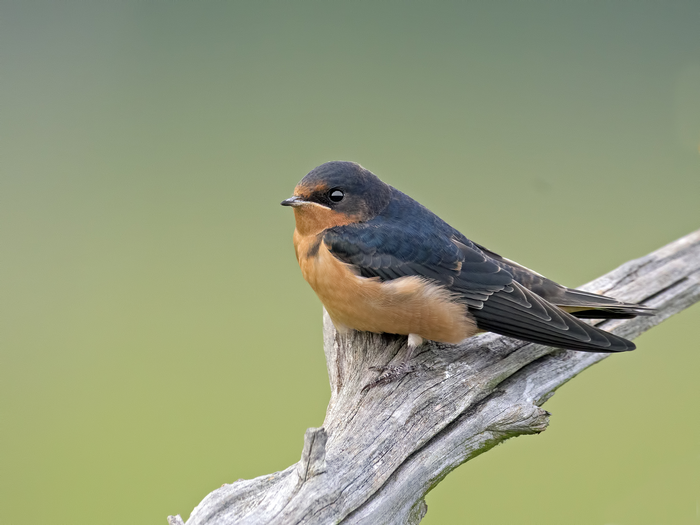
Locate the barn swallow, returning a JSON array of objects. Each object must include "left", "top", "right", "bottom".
[{"left": 281, "top": 161, "right": 652, "bottom": 376}]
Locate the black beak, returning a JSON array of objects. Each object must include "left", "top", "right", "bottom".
[{"left": 280, "top": 196, "right": 306, "bottom": 207}]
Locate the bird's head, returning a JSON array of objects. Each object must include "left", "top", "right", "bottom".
[{"left": 281, "top": 161, "right": 391, "bottom": 235}]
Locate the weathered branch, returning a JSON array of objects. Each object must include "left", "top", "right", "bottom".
[{"left": 170, "top": 229, "right": 700, "bottom": 525}]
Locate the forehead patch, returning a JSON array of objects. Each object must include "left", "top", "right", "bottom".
[{"left": 295, "top": 182, "right": 328, "bottom": 198}]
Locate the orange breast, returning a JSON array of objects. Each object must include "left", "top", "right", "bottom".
[{"left": 293, "top": 230, "right": 477, "bottom": 344}]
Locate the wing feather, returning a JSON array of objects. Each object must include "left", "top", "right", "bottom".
[{"left": 323, "top": 209, "right": 635, "bottom": 352}]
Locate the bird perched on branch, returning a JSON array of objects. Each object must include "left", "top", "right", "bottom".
[{"left": 281, "top": 161, "right": 653, "bottom": 384}]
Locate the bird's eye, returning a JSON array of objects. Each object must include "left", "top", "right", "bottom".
[{"left": 329, "top": 189, "right": 344, "bottom": 202}]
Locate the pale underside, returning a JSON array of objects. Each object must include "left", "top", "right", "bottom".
[{"left": 295, "top": 231, "right": 478, "bottom": 344}]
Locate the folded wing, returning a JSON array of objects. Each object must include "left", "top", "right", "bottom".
[{"left": 324, "top": 220, "right": 638, "bottom": 352}]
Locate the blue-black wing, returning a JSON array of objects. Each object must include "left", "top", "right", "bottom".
[{"left": 323, "top": 191, "right": 634, "bottom": 352}]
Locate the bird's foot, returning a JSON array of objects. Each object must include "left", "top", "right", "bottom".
[{"left": 362, "top": 361, "right": 432, "bottom": 392}]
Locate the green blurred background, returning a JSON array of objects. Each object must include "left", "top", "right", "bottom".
[{"left": 1, "top": 2, "right": 699, "bottom": 524}]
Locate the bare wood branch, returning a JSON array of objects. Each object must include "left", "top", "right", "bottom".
[{"left": 173, "top": 229, "right": 700, "bottom": 525}]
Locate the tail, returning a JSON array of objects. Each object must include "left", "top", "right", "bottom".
[
  {"left": 554, "top": 287, "right": 655, "bottom": 320},
  {"left": 476, "top": 242, "right": 655, "bottom": 321},
  {"left": 470, "top": 281, "right": 641, "bottom": 353},
  {"left": 467, "top": 242, "right": 653, "bottom": 352}
]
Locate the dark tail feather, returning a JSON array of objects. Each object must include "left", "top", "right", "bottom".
[
  {"left": 474, "top": 312, "right": 636, "bottom": 352},
  {"left": 471, "top": 282, "right": 637, "bottom": 353},
  {"left": 569, "top": 310, "right": 638, "bottom": 320}
]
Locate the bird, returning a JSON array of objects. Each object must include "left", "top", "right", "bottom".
[{"left": 281, "top": 161, "right": 652, "bottom": 384}]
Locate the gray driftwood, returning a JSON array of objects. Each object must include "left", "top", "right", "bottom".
[{"left": 169, "top": 229, "right": 700, "bottom": 525}]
